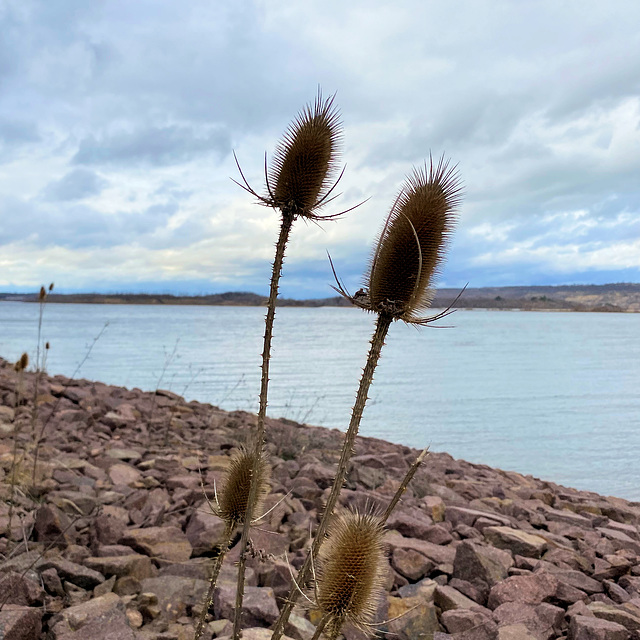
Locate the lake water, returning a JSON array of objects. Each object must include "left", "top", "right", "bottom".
[{"left": 1, "top": 301, "right": 638, "bottom": 500}]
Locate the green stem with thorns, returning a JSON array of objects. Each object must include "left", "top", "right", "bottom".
[
  {"left": 194, "top": 522, "right": 234, "bottom": 640},
  {"left": 270, "top": 312, "right": 392, "bottom": 640},
  {"left": 232, "top": 211, "right": 294, "bottom": 640}
]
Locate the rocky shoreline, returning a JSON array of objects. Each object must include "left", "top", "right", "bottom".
[{"left": 1, "top": 358, "right": 639, "bottom": 640}]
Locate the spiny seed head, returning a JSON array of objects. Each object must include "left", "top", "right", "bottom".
[
  {"left": 315, "top": 511, "right": 387, "bottom": 636},
  {"left": 217, "top": 447, "right": 270, "bottom": 527},
  {"left": 366, "top": 156, "right": 461, "bottom": 321},
  {"left": 48, "top": 282, "right": 54, "bottom": 292},
  {"left": 268, "top": 92, "right": 342, "bottom": 218},
  {"left": 45, "top": 342, "right": 50, "bottom": 350},
  {"left": 14, "top": 352, "right": 29, "bottom": 372},
  {"left": 39, "top": 286, "right": 46, "bottom": 301}
]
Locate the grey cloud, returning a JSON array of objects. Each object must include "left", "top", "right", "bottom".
[
  {"left": 0, "top": 118, "right": 40, "bottom": 145},
  {"left": 42, "top": 168, "right": 108, "bottom": 201},
  {"left": 72, "top": 124, "right": 231, "bottom": 167},
  {"left": 0, "top": 196, "right": 178, "bottom": 249}
]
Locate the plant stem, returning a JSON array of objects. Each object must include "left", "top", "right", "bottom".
[
  {"left": 310, "top": 615, "right": 330, "bottom": 640},
  {"left": 194, "top": 522, "right": 234, "bottom": 640},
  {"left": 381, "top": 447, "right": 428, "bottom": 523},
  {"left": 270, "top": 312, "right": 392, "bottom": 640},
  {"left": 232, "top": 212, "right": 294, "bottom": 639}
]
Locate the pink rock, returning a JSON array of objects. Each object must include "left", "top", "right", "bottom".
[
  {"left": 107, "top": 463, "right": 141, "bottom": 486},
  {"left": 121, "top": 526, "right": 192, "bottom": 563},
  {"left": 0, "top": 605, "right": 42, "bottom": 640},
  {"left": 568, "top": 615, "right": 629, "bottom": 640}
]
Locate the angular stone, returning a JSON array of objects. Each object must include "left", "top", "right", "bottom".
[
  {"left": 50, "top": 591, "right": 122, "bottom": 634},
  {"left": 435, "top": 585, "right": 479, "bottom": 611},
  {"left": 121, "top": 526, "right": 192, "bottom": 562},
  {"left": 497, "top": 623, "right": 538, "bottom": 639},
  {"left": 386, "top": 531, "right": 456, "bottom": 565},
  {"left": 488, "top": 573, "right": 559, "bottom": 609},
  {"left": 446, "top": 506, "right": 512, "bottom": 529},
  {"left": 387, "top": 594, "right": 442, "bottom": 639},
  {"left": 454, "top": 541, "right": 513, "bottom": 588},
  {"left": 39, "top": 557, "right": 105, "bottom": 590},
  {"left": 492, "top": 602, "right": 563, "bottom": 640},
  {"left": 392, "top": 548, "right": 435, "bottom": 581},
  {"left": 568, "top": 615, "right": 629, "bottom": 640},
  {"left": 441, "top": 608, "right": 496, "bottom": 635},
  {"left": 588, "top": 602, "right": 640, "bottom": 631},
  {"left": 107, "top": 463, "right": 142, "bottom": 486},
  {"left": 422, "top": 496, "right": 446, "bottom": 522},
  {"left": 33, "top": 504, "right": 75, "bottom": 545},
  {"left": 484, "top": 526, "right": 547, "bottom": 558},
  {"left": 387, "top": 509, "right": 435, "bottom": 539},
  {"left": 0, "top": 605, "right": 43, "bottom": 640},
  {"left": 91, "top": 514, "right": 126, "bottom": 546},
  {"left": 214, "top": 584, "right": 279, "bottom": 627},
  {"left": 0, "top": 571, "right": 44, "bottom": 605},
  {"left": 84, "top": 554, "right": 154, "bottom": 580},
  {"left": 546, "top": 568, "right": 603, "bottom": 595},
  {"left": 140, "top": 575, "right": 208, "bottom": 621}
]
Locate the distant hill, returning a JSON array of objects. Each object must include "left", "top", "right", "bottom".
[{"left": 1, "top": 283, "right": 639, "bottom": 312}]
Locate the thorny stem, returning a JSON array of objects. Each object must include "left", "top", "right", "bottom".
[
  {"left": 271, "top": 312, "right": 392, "bottom": 640},
  {"left": 310, "top": 615, "right": 330, "bottom": 640},
  {"left": 381, "top": 447, "right": 428, "bottom": 523},
  {"left": 232, "top": 212, "right": 294, "bottom": 639},
  {"left": 194, "top": 522, "right": 234, "bottom": 640}
]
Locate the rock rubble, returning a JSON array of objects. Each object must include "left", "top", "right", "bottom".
[{"left": 1, "top": 357, "right": 639, "bottom": 639}]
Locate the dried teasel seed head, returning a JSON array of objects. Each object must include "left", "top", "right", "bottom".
[
  {"left": 366, "top": 157, "right": 462, "bottom": 321},
  {"left": 45, "top": 342, "right": 50, "bottom": 350},
  {"left": 14, "top": 352, "right": 29, "bottom": 372},
  {"left": 217, "top": 447, "right": 270, "bottom": 528},
  {"left": 39, "top": 286, "right": 46, "bottom": 301},
  {"left": 49, "top": 282, "right": 54, "bottom": 291},
  {"left": 268, "top": 92, "right": 342, "bottom": 218},
  {"left": 315, "top": 511, "right": 387, "bottom": 636}
]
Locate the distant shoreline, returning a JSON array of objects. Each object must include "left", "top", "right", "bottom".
[{"left": 2, "top": 283, "right": 640, "bottom": 313}]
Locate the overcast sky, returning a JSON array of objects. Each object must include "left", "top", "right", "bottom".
[{"left": 1, "top": 0, "right": 639, "bottom": 298}]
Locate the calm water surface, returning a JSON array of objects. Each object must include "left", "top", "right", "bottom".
[{"left": 1, "top": 302, "right": 638, "bottom": 500}]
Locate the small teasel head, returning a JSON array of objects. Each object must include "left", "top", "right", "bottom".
[
  {"left": 333, "top": 156, "right": 462, "bottom": 325},
  {"left": 217, "top": 447, "right": 271, "bottom": 528},
  {"left": 48, "top": 282, "right": 54, "bottom": 292},
  {"left": 39, "top": 286, "right": 46, "bottom": 301},
  {"left": 314, "top": 510, "right": 387, "bottom": 638},
  {"left": 14, "top": 352, "right": 29, "bottom": 372}
]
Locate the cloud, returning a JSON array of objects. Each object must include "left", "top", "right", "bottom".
[
  {"left": 0, "top": 0, "right": 638, "bottom": 294},
  {"left": 42, "top": 168, "right": 108, "bottom": 201},
  {"left": 73, "top": 124, "right": 231, "bottom": 167}
]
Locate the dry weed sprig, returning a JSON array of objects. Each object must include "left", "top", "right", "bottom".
[
  {"left": 231, "top": 91, "right": 343, "bottom": 639},
  {"left": 271, "top": 160, "right": 461, "bottom": 639},
  {"left": 6, "top": 353, "right": 29, "bottom": 547}
]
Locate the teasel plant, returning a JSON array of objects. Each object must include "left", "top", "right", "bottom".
[
  {"left": 194, "top": 447, "right": 271, "bottom": 640},
  {"left": 229, "top": 90, "right": 359, "bottom": 638},
  {"left": 271, "top": 156, "right": 463, "bottom": 639}
]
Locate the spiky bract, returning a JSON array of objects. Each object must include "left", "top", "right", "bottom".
[
  {"left": 268, "top": 93, "right": 342, "bottom": 218},
  {"left": 217, "top": 448, "right": 270, "bottom": 528},
  {"left": 365, "top": 157, "right": 461, "bottom": 322},
  {"left": 315, "top": 511, "right": 387, "bottom": 637}
]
